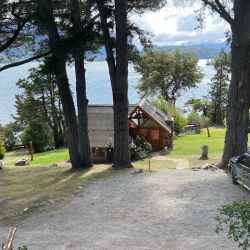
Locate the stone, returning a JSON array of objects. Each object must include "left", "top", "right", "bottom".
[
  {"left": 15, "top": 159, "right": 29, "bottom": 166},
  {"left": 201, "top": 163, "right": 218, "bottom": 171}
]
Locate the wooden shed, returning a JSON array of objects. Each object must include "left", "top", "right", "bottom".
[
  {"left": 88, "top": 105, "right": 114, "bottom": 162},
  {"left": 128, "top": 98, "right": 171, "bottom": 150}
]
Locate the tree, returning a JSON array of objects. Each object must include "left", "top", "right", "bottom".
[
  {"left": 0, "top": 0, "right": 49, "bottom": 72},
  {"left": 68, "top": 0, "right": 97, "bottom": 168},
  {"left": 34, "top": 0, "right": 82, "bottom": 168},
  {"left": 209, "top": 49, "right": 230, "bottom": 125},
  {"left": 14, "top": 64, "right": 66, "bottom": 149},
  {"left": 185, "top": 98, "right": 211, "bottom": 117},
  {"left": 135, "top": 50, "right": 203, "bottom": 102},
  {"left": 188, "top": 111, "right": 209, "bottom": 134},
  {"left": 21, "top": 120, "right": 52, "bottom": 153},
  {"left": 96, "top": 0, "right": 166, "bottom": 168},
  {"left": 199, "top": 1, "right": 250, "bottom": 167}
]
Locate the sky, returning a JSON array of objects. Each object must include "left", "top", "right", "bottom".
[{"left": 133, "top": 2, "right": 230, "bottom": 46}]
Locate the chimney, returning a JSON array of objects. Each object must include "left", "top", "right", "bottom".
[{"left": 166, "top": 97, "right": 174, "bottom": 122}]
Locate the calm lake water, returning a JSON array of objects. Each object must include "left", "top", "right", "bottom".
[{"left": 0, "top": 60, "right": 214, "bottom": 125}]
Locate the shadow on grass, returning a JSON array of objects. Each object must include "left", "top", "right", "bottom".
[{"left": 0, "top": 164, "right": 117, "bottom": 225}]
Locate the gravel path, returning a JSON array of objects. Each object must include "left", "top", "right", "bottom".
[{"left": 1, "top": 169, "right": 249, "bottom": 250}]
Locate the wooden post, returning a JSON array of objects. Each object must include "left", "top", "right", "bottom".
[
  {"left": 29, "top": 141, "right": 33, "bottom": 161},
  {"left": 149, "top": 160, "right": 151, "bottom": 171},
  {"left": 2, "top": 227, "right": 17, "bottom": 250},
  {"left": 206, "top": 126, "right": 211, "bottom": 138}
]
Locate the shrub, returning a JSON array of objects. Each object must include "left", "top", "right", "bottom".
[
  {"left": 188, "top": 112, "right": 210, "bottom": 134},
  {"left": 174, "top": 109, "right": 188, "bottom": 135},
  {"left": 0, "top": 144, "right": 6, "bottom": 160},
  {"left": 130, "top": 136, "right": 152, "bottom": 160},
  {"left": 21, "top": 121, "right": 52, "bottom": 153},
  {"left": 215, "top": 200, "right": 250, "bottom": 250}
]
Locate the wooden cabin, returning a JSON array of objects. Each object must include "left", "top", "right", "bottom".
[
  {"left": 128, "top": 98, "right": 171, "bottom": 150},
  {"left": 88, "top": 98, "right": 171, "bottom": 162}
]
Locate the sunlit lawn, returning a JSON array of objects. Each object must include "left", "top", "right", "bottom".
[
  {"left": 170, "top": 127, "right": 226, "bottom": 158},
  {"left": 3, "top": 148, "right": 69, "bottom": 167}
]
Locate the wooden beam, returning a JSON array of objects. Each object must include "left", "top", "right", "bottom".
[{"left": 2, "top": 227, "right": 17, "bottom": 250}]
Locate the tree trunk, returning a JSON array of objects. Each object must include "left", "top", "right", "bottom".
[
  {"left": 221, "top": 2, "right": 250, "bottom": 168},
  {"left": 112, "top": 0, "right": 131, "bottom": 168},
  {"left": 74, "top": 50, "right": 92, "bottom": 168},
  {"left": 37, "top": 0, "right": 81, "bottom": 168},
  {"left": 69, "top": 0, "right": 92, "bottom": 168},
  {"left": 97, "top": 0, "right": 131, "bottom": 168}
]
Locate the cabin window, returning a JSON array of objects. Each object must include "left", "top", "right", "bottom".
[{"left": 150, "top": 130, "right": 160, "bottom": 140}]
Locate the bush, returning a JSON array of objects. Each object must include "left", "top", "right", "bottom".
[
  {"left": 0, "top": 144, "right": 6, "bottom": 160},
  {"left": 215, "top": 200, "right": 250, "bottom": 250},
  {"left": 188, "top": 112, "right": 210, "bottom": 134},
  {"left": 130, "top": 136, "right": 152, "bottom": 160},
  {"left": 174, "top": 109, "right": 188, "bottom": 135},
  {"left": 21, "top": 121, "right": 52, "bottom": 153}
]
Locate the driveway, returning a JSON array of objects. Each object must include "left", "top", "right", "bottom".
[{"left": 0, "top": 169, "right": 249, "bottom": 250}]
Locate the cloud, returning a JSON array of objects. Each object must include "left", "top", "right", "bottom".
[{"left": 132, "top": 4, "right": 230, "bottom": 46}]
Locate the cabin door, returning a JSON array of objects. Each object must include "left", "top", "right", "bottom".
[{"left": 149, "top": 129, "right": 161, "bottom": 150}]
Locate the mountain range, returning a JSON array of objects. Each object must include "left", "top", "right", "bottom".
[
  {"left": 94, "top": 42, "right": 231, "bottom": 61},
  {"left": 153, "top": 42, "right": 230, "bottom": 60}
]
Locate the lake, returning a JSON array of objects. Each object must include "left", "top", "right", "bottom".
[{"left": 0, "top": 60, "right": 214, "bottom": 125}]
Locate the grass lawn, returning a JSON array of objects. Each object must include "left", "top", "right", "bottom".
[
  {"left": 170, "top": 127, "right": 226, "bottom": 158},
  {"left": 3, "top": 148, "right": 69, "bottom": 167}
]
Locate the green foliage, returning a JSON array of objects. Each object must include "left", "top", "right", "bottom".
[
  {"left": 185, "top": 97, "right": 211, "bottom": 117},
  {"left": 209, "top": 49, "right": 230, "bottom": 125},
  {"left": 130, "top": 136, "right": 152, "bottom": 160},
  {"left": 152, "top": 96, "right": 168, "bottom": 114},
  {"left": 0, "top": 144, "right": 6, "bottom": 160},
  {"left": 152, "top": 98, "right": 187, "bottom": 135},
  {"left": 18, "top": 246, "right": 28, "bottom": 250},
  {"left": 15, "top": 63, "right": 66, "bottom": 148},
  {"left": 135, "top": 50, "right": 203, "bottom": 101},
  {"left": 188, "top": 112, "right": 209, "bottom": 134},
  {"left": 174, "top": 109, "right": 188, "bottom": 135},
  {"left": 215, "top": 201, "right": 250, "bottom": 250},
  {"left": 21, "top": 121, "right": 52, "bottom": 153}
]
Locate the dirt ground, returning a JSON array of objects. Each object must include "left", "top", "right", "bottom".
[{"left": 0, "top": 169, "right": 249, "bottom": 250}]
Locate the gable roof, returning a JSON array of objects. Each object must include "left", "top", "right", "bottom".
[{"left": 129, "top": 98, "right": 171, "bottom": 133}]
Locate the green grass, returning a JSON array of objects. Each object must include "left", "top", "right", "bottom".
[
  {"left": 3, "top": 148, "right": 69, "bottom": 167},
  {"left": 170, "top": 127, "right": 226, "bottom": 158}
]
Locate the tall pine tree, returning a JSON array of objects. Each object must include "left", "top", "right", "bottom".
[{"left": 209, "top": 49, "right": 230, "bottom": 125}]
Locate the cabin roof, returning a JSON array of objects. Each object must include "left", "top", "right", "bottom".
[
  {"left": 128, "top": 98, "right": 171, "bottom": 133},
  {"left": 88, "top": 106, "right": 114, "bottom": 148},
  {"left": 88, "top": 98, "right": 171, "bottom": 148}
]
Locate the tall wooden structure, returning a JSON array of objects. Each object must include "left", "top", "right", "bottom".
[{"left": 128, "top": 99, "right": 171, "bottom": 150}]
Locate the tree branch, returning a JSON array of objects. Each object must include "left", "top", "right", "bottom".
[
  {"left": 202, "top": 0, "right": 234, "bottom": 26},
  {"left": 0, "top": 53, "right": 49, "bottom": 72},
  {"left": 0, "top": 20, "right": 27, "bottom": 53}
]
